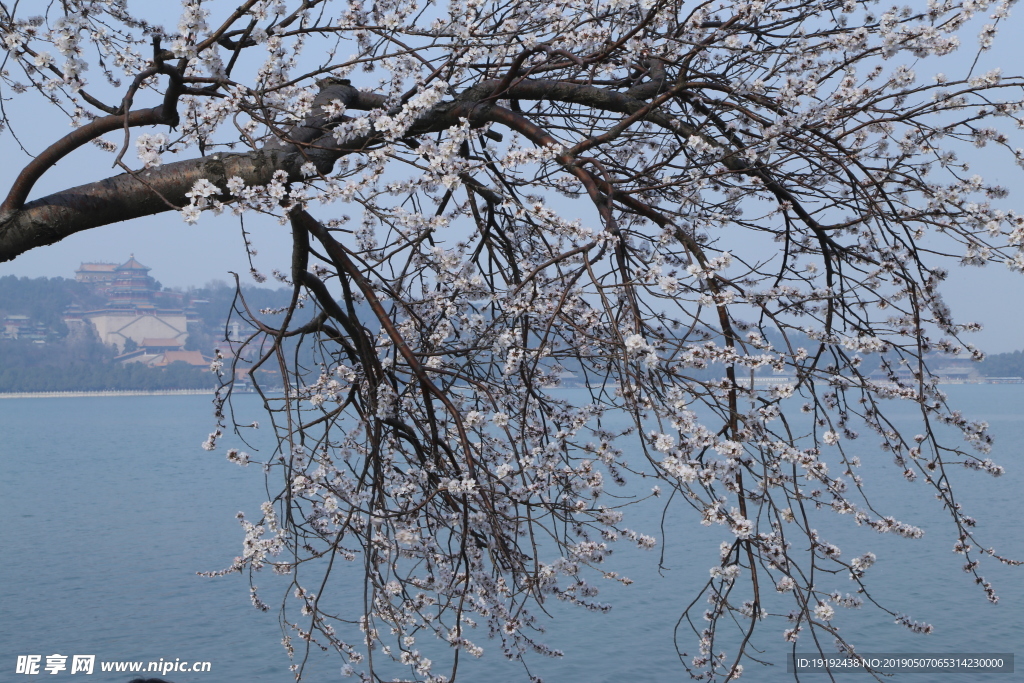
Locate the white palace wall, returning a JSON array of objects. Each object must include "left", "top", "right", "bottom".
[{"left": 84, "top": 311, "right": 189, "bottom": 352}]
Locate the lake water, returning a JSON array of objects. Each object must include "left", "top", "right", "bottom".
[{"left": 1, "top": 388, "right": 1022, "bottom": 682}]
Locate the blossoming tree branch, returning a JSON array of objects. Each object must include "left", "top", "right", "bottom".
[{"left": 2, "top": 0, "right": 1022, "bottom": 680}]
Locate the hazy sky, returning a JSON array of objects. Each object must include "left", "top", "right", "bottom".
[{"left": 2, "top": 7, "right": 1024, "bottom": 353}]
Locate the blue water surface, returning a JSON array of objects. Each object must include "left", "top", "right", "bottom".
[{"left": 1, "top": 388, "right": 1021, "bottom": 682}]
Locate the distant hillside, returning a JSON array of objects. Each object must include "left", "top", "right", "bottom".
[
  {"left": 180, "top": 279, "right": 299, "bottom": 352},
  {"left": 0, "top": 275, "right": 107, "bottom": 340},
  {"left": 0, "top": 276, "right": 295, "bottom": 392},
  {"left": 3, "top": 273, "right": 1021, "bottom": 390},
  {"left": 977, "top": 350, "right": 1024, "bottom": 377}
]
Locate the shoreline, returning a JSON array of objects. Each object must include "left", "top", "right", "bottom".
[
  {"left": 0, "top": 389, "right": 216, "bottom": 399},
  {"left": 2, "top": 378, "right": 1021, "bottom": 400}
]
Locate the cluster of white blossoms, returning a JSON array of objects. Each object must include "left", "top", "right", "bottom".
[
  {"left": 135, "top": 133, "right": 168, "bottom": 169},
  {"left": 181, "top": 178, "right": 222, "bottom": 223},
  {"left": 813, "top": 602, "right": 835, "bottom": 622},
  {"left": 373, "top": 81, "right": 450, "bottom": 141},
  {"left": 225, "top": 449, "right": 250, "bottom": 466},
  {"left": 622, "top": 333, "right": 659, "bottom": 368}
]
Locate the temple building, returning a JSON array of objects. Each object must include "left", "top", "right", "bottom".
[
  {"left": 117, "top": 339, "right": 208, "bottom": 368},
  {"left": 72, "top": 256, "right": 191, "bottom": 352},
  {"left": 105, "top": 255, "right": 158, "bottom": 309},
  {"left": 74, "top": 262, "right": 119, "bottom": 289}
]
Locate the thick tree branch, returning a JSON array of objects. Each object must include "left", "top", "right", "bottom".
[
  {"left": 0, "top": 151, "right": 279, "bottom": 263},
  {"left": 0, "top": 83, "right": 390, "bottom": 263},
  {"left": 0, "top": 65, "right": 184, "bottom": 216},
  {"left": 0, "top": 74, "right": 824, "bottom": 265}
]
